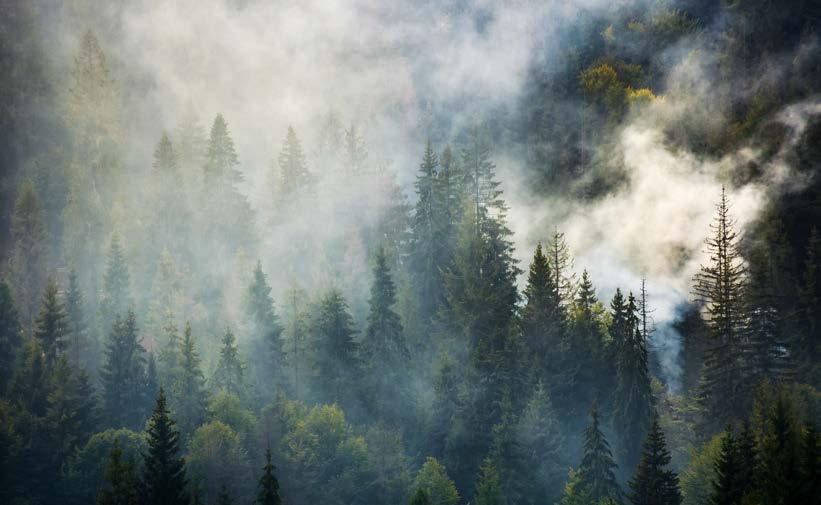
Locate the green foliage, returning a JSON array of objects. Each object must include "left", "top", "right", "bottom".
[
  {"left": 628, "top": 415, "right": 681, "bottom": 505},
  {"left": 33, "top": 278, "right": 69, "bottom": 366},
  {"left": 414, "top": 457, "right": 460, "bottom": 505},
  {"left": 254, "top": 449, "right": 281, "bottom": 505},
  {"left": 66, "top": 428, "right": 145, "bottom": 505},
  {"left": 474, "top": 457, "right": 507, "bottom": 505},
  {"left": 100, "top": 310, "right": 146, "bottom": 429},
  {"left": 96, "top": 440, "right": 138, "bottom": 505},
  {"left": 141, "top": 389, "right": 188, "bottom": 505},
  {"left": 171, "top": 322, "right": 207, "bottom": 436},
  {"left": 100, "top": 235, "right": 132, "bottom": 333},
  {"left": 244, "top": 262, "right": 285, "bottom": 401},
  {"left": 576, "top": 402, "right": 621, "bottom": 503},
  {"left": 8, "top": 179, "right": 48, "bottom": 328},
  {"left": 187, "top": 421, "right": 250, "bottom": 504},
  {"left": 214, "top": 327, "right": 244, "bottom": 397},
  {"left": 309, "top": 288, "right": 360, "bottom": 408},
  {"left": 680, "top": 434, "right": 723, "bottom": 505},
  {"left": 0, "top": 281, "right": 21, "bottom": 391}
]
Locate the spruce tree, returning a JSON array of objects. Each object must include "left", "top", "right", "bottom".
[
  {"left": 153, "top": 131, "right": 178, "bottom": 174},
  {"left": 65, "top": 268, "right": 88, "bottom": 370},
  {"left": 97, "top": 440, "right": 138, "bottom": 505},
  {"left": 204, "top": 114, "right": 240, "bottom": 185},
  {"left": 255, "top": 448, "right": 281, "bottom": 505},
  {"left": 100, "top": 310, "right": 146, "bottom": 428},
  {"left": 145, "top": 352, "right": 160, "bottom": 414},
  {"left": 411, "top": 140, "right": 445, "bottom": 320},
  {"left": 710, "top": 427, "right": 742, "bottom": 505},
  {"left": 8, "top": 179, "right": 48, "bottom": 328},
  {"left": 693, "top": 188, "right": 749, "bottom": 426},
  {"left": 277, "top": 126, "right": 311, "bottom": 196},
  {"left": 10, "top": 337, "right": 49, "bottom": 415},
  {"left": 245, "top": 262, "right": 285, "bottom": 399},
  {"left": 100, "top": 235, "right": 132, "bottom": 334},
  {"left": 172, "top": 322, "right": 207, "bottom": 435},
  {"left": 474, "top": 458, "right": 507, "bottom": 505},
  {"left": 141, "top": 389, "right": 188, "bottom": 505},
  {"left": 214, "top": 327, "right": 244, "bottom": 396},
  {"left": 33, "top": 278, "right": 69, "bottom": 366},
  {"left": 0, "top": 281, "right": 21, "bottom": 390},
  {"left": 520, "top": 243, "right": 563, "bottom": 379},
  {"left": 577, "top": 402, "right": 621, "bottom": 502},
  {"left": 158, "top": 313, "right": 181, "bottom": 387},
  {"left": 564, "top": 270, "right": 603, "bottom": 419},
  {"left": 517, "top": 382, "right": 566, "bottom": 504},
  {"left": 628, "top": 414, "right": 681, "bottom": 505},
  {"left": 614, "top": 292, "right": 654, "bottom": 478},
  {"left": 310, "top": 288, "right": 360, "bottom": 407},
  {"left": 362, "top": 247, "right": 408, "bottom": 420}
]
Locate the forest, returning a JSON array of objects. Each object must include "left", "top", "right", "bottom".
[{"left": 0, "top": 1, "right": 819, "bottom": 504}]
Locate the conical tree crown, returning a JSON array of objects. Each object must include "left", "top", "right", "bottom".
[
  {"left": 578, "top": 402, "right": 621, "bottom": 502},
  {"left": 628, "top": 414, "right": 681, "bottom": 505},
  {"left": 141, "top": 388, "right": 188, "bottom": 505},
  {"left": 255, "top": 448, "right": 281, "bottom": 505}
]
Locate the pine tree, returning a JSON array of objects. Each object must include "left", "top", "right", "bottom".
[
  {"left": 158, "top": 313, "right": 181, "bottom": 387},
  {"left": 33, "top": 278, "right": 69, "bottom": 367},
  {"left": 520, "top": 243, "right": 564, "bottom": 379},
  {"left": 577, "top": 402, "right": 621, "bottom": 502},
  {"left": 474, "top": 458, "right": 507, "bottom": 505},
  {"left": 100, "top": 310, "right": 146, "bottom": 428},
  {"left": 628, "top": 414, "right": 681, "bottom": 505},
  {"left": 65, "top": 268, "right": 89, "bottom": 370},
  {"left": 710, "top": 427, "right": 742, "bottom": 505},
  {"left": 564, "top": 270, "right": 603, "bottom": 418},
  {"left": 141, "top": 389, "right": 188, "bottom": 505},
  {"left": 255, "top": 448, "right": 281, "bottom": 505},
  {"left": 363, "top": 247, "right": 408, "bottom": 420},
  {"left": 614, "top": 292, "right": 654, "bottom": 478},
  {"left": 214, "top": 327, "right": 244, "bottom": 396},
  {"left": 547, "top": 231, "right": 576, "bottom": 306},
  {"left": 310, "top": 288, "right": 360, "bottom": 407},
  {"left": 0, "top": 281, "right": 21, "bottom": 390},
  {"left": 204, "top": 114, "right": 240, "bottom": 185},
  {"left": 172, "top": 322, "right": 207, "bottom": 435},
  {"left": 153, "top": 131, "right": 178, "bottom": 174},
  {"left": 517, "top": 382, "right": 566, "bottom": 504},
  {"left": 244, "top": 261, "right": 285, "bottom": 399},
  {"left": 344, "top": 123, "right": 367, "bottom": 173},
  {"left": 97, "top": 440, "right": 138, "bottom": 505},
  {"left": 100, "top": 235, "right": 132, "bottom": 334},
  {"left": 411, "top": 140, "right": 445, "bottom": 320},
  {"left": 277, "top": 126, "right": 311, "bottom": 196},
  {"left": 8, "top": 179, "right": 48, "bottom": 329},
  {"left": 693, "top": 188, "right": 749, "bottom": 427}
]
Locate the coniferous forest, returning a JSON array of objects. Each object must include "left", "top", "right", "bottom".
[{"left": 1, "top": 1, "right": 820, "bottom": 505}]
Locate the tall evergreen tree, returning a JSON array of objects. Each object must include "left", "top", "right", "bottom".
[
  {"left": 709, "top": 427, "right": 743, "bottom": 505},
  {"left": 244, "top": 262, "right": 285, "bottom": 399},
  {"left": 409, "top": 488, "right": 431, "bottom": 505},
  {"left": 204, "top": 114, "right": 240, "bottom": 185},
  {"left": 171, "top": 322, "right": 207, "bottom": 436},
  {"left": 565, "top": 270, "right": 603, "bottom": 418},
  {"left": 65, "top": 268, "right": 89, "bottom": 370},
  {"left": 362, "top": 247, "right": 408, "bottom": 420},
  {"left": 474, "top": 458, "right": 507, "bottom": 505},
  {"left": 33, "top": 278, "right": 69, "bottom": 367},
  {"left": 0, "top": 281, "right": 21, "bottom": 390},
  {"left": 576, "top": 402, "right": 621, "bottom": 503},
  {"left": 517, "top": 382, "right": 566, "bottom": 504},
  {"left": 628, "top": 414, "right": 681, "bottom": 505},
  {"left": 693, "top": 188, "right": 749, "bottom": 427},
  {"left": 153, "top": 131, "right": 178, "bottom": 174},
  {"left": 100, "top": 310, "right": 146, "bottom": 428},
  {"left": 310, "top": 288, "right": 360, "bottom": 408},
  {"left": 277, "top": 126, "right": 311, "bottom": 196},
  {"left": 145, "top": 352, "right": 160, "bottom": 415},
  {"left": 10, "top": 337, "right": 49, "bottom": 415},
  {"left": 254, "top": 448, "right": 281, "bottom": 505},
  {"left": 141, "top": 389, "right": 188, "bottom": 505},
  {"left": 158, "top": 312, "right": 181, "bottom": 386},
  {"left": 8, "top": 179, "right": 48, "bottom": 328},
  {"left": 520, "top": 243, "right": 564, "bottom": 379},
  {"left": 100, "top": 235, "right": 131, "bottom": 334},
  {"left": 411, "top": 140, "right": 445, "bottom": 320},
  {"left": 214, "top": 327, "right": 244, "bottom": 396},
  {"left": 614, "top": 292, "right": 654, "bottom": 478}
]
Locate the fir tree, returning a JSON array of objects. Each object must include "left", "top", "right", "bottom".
[
  {"left": 411, "top": 140, "right": 445, "bottom": 320},
  {"left": 0, "top": 281, "right": 21, "bottom": 390},
  {"left": 710, "top": 427, "right": 742, "bottom": 505},
  {"left": 474, "top": 458, "right": 507, "bottom": 505},
  {"left": 362, "top": 247, "right": 408, "bottom": 420},
  {"left": 245, "top": 262, "right": 285, "bottom": 399},
  {"left": 614, "top": 292, "right": 654, "bottom": 478},
  {"left": 8, "top": 179, "right": 48, "bottom": 328},
  {"left": 627, "top": 414, "right": 681, "bottom": 505},
  {"left": 564, "top": 270, "right": 603, "bottom": 419},
  {"left": 141, "top": 389, "right": 188, "bottom": 505},
  {"left": 172, "top": 322, "right": 207, "bottom": 435},
  {"left": 517, "top": 382, "right": 566, "bottom": 504},
  {"left": 255, "top": 448, "right": 281, "bottom": 505},
  {"left": 100, "top": 310, "right": 146, "bottom": 428},
  {"left": 693, "top": 188, "right": 749, "bottom": 427},
  {"left": 310, "top": 288, "right": 360, "bottom": 408},
  {"left": 277, "top": 126, "right": 311, "bottom": 195},
  {"left": 33, "top": 278, "right": 69, "bottom": 366},
  {"left": 204, "top": 114, "right": 240, "bottom": 185},
  {"left": 97, "top": 440, "right": 138, "bottom": 505},
  {"left": 158, "top": 313, "right": 181, "bottom": 387},
  {"left": 577, "top": 402, "right": 621, "bottom": 502},
  {"left": 100, "top": 235, "right": 132, "bottom": 334},
  {"left": 153, "top": 131, "right": 178, "bottom": 174},
  {"left": 65, "top": 268, "right": 88, "bottom": 370},
  {"left": 520, "top": 243, "right": 563, "bottom": 379},
  {"left": 214, "top": 327, "right": 244, "bottom": 396}
]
